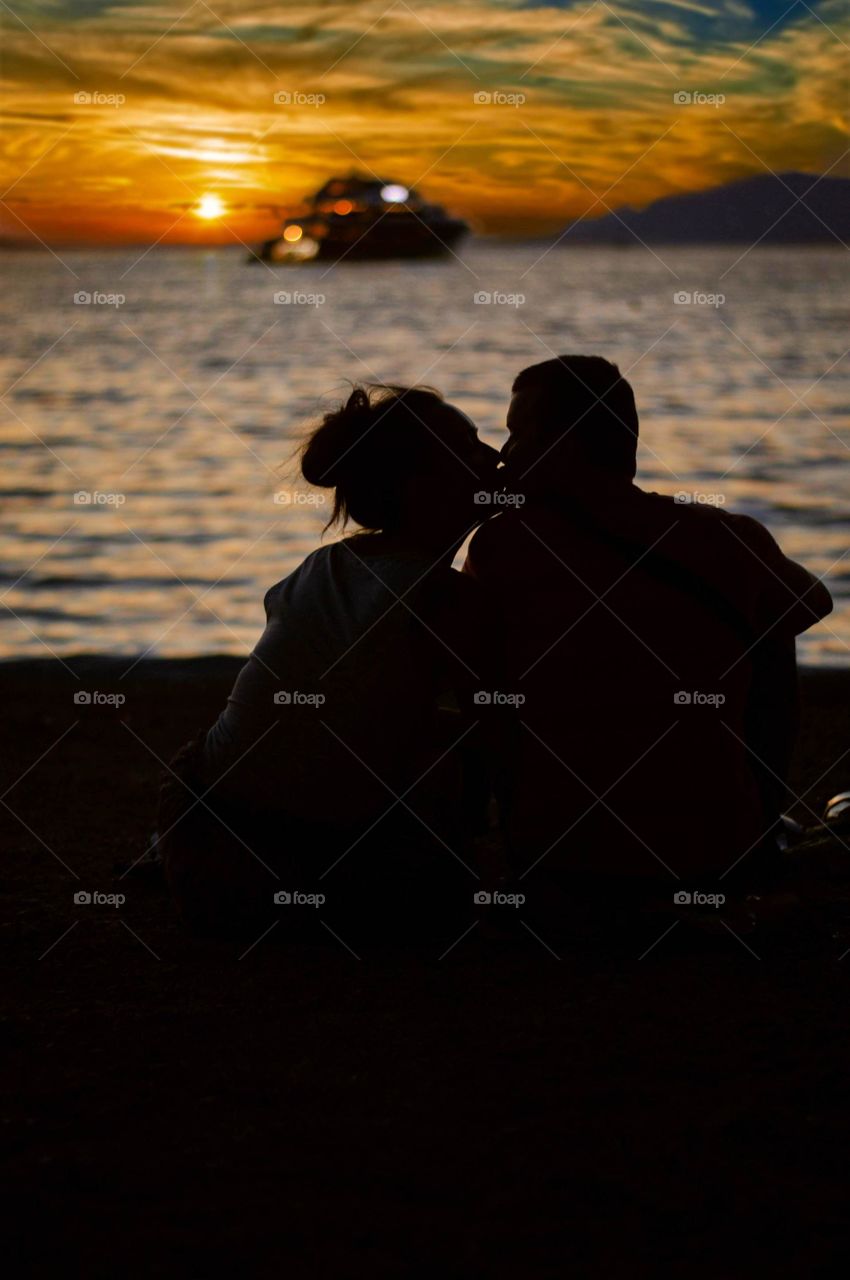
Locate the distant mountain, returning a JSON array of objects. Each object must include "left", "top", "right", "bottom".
[{"left": 560, "top": 173, "right": 850, "bottom": 245}]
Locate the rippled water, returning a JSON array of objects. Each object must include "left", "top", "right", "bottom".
[{"left": 1, "top": 243, "right": 848, "bottom": 664}]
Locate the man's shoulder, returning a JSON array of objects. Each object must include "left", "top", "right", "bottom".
[
  {"left": 643, "top": 494, "right": 821, "bottom": 611},
  {"left": 466, "top": 511, "right": 528, "bottom": 577},
  {"left": 644, "top": 491, "right": 773, "bottom": 551},
  {"left": 469, "top": 510, "right": 523, "bottom": 548},
  {"left": 685, "top": 503, "right": 781, "bottom": 560},
  {"left": 471, "top": 504, "right": 524, "bottom": 535}
]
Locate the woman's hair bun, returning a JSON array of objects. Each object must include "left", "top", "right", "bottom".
[
  {"left": 301, "top": 386, "right": 374, "bottom": 489},
  {"left": 300, "top": 382, "right": 446, "bottom": 531}
]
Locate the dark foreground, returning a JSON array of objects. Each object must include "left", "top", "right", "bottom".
[{"left": 4, "top": 658, "right": 850, "bottom": 1277}]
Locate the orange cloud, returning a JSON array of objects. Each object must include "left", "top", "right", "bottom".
[{"left": 1, "top": 0, "right": 847, "bottom": 244}]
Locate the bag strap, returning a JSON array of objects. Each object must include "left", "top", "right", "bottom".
[{"left": 555, "top": 502, "right": 756, "bottom": 653}]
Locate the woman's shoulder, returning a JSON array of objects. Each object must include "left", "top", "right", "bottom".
[
  {"left": 263, "top": 537, "right": 439, "bottom": 616},
  {"left": 329, "top": 534, "right": 442, "bottom": 588},
  {"left": 262, "top": 543, "right": 334, "bottom": 612},
  {"left": 334, "top": 531, "right": 434, "bottom": 565}
]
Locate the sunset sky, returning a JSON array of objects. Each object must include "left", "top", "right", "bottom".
[{"left": 1, "top": 0, "right": 847, "bottom": 245}]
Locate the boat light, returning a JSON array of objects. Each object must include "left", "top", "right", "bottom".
[
  {"left": 283, "top": 225, "right": 303, "bottom": 242},
  {"left": 380, "top": 184, "right": 409, "bottom": 204}
]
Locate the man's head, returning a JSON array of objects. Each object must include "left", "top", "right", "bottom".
[{"left": 504, "top": 355, "right": 639, "bottom": 493}]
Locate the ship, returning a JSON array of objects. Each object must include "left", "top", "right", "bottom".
[{"left": 250, "top": 174, "right": 469, "bottom": 263}]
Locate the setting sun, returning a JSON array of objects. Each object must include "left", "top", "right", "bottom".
[{"left": 195, "top": 194, "right": 225, "bottom": 220}]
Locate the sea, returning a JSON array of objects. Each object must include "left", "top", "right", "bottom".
[{"left": 1, "top": 241, "right": 848, "bottom": 665}]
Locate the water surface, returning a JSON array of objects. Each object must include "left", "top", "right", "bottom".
[{"left": 1, "top": 242, "right": 847, "bottom": 664}]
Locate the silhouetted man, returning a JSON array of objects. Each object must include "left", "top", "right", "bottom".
[{"left": 465, "top": 355, "right": 832, "bottom": 891}]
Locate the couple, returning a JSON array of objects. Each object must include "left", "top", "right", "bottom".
[{"left": 160, "top": 355, "right": 832, "bottom": 935}]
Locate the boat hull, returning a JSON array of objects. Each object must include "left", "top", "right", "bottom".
[
  {"left": 251, "top": 217, "right": 468, "bottom": 264},
  {"left": 315, "top": 217, "right": 468, "bottom": 261}
]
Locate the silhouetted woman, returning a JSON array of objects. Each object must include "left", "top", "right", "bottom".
[{"left": 158, "top": 384, "right": 499, "bottom": 935}]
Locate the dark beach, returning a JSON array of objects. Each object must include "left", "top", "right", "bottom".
[{"left": 4, "top": 657, "right": 850, "bottom": 1276}]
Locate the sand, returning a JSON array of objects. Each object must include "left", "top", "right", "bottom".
[{"left": 4, "top": 657, "right": 850, "bottom": 1276}]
